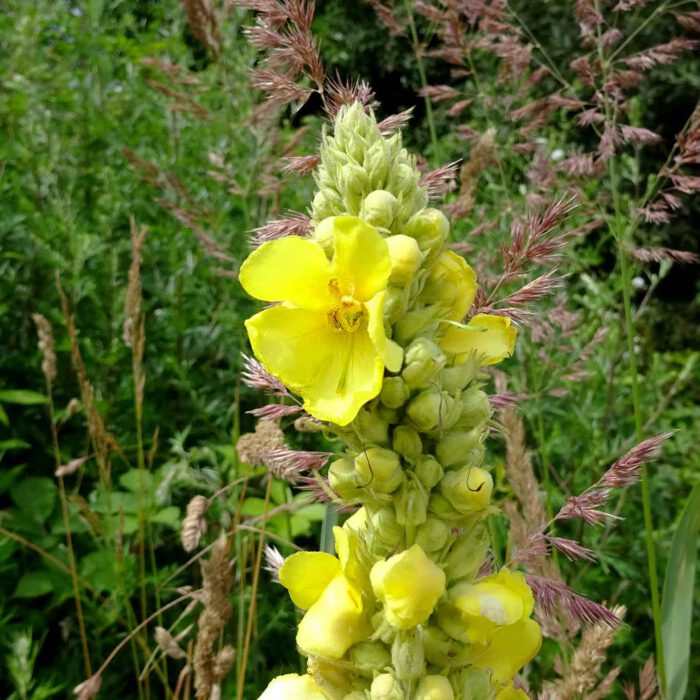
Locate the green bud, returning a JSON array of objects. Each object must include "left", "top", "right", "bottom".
[
  {"left": 360, "top": 190, "right": 398, "bottom": 230},
  {"left": 343, "top": 693, "right": 369, "bottom": 700},
  {"left": 401, "top": 338, "right": 446, "bottom": 389},
  {"left": 387, "top": 163, "right": 420, "bottom": 199},
  {"left": 384, "top": 285, "right": 409, "bottom": 325},
  {"left": 415, "top": 455, "right": 444, "bottom": 490},
  {"left": 443, "top": 523, "right": 490, "bottom": 582},
  {"left": 427, "top": 493, "right": 462, "bottom": 521},
  {"left": 439, "top": 466, "right": 493, "bottom": 515},
  {"left": 313, "top": 187, "right": 345, "bottom": 220},
  {"left": 351, "top": 404, "right": 390, "bottom": 447},
  {"left": 439, "top": 360, "right": 479, "bottom": 394},
  {"left": 395, "top": 480, "right": 428, "bottom": 526},
  {"left": 393, "top": 309, "right": 437, "bottom": 346},
  {"left": 355, "top": 447, "right": 403, "bottom": 493},
  {"left": 365, "top": 140, "right": 390, "bottom": 190},
  {"left": 435, "top": 428, "right": 484, "bottom": 468},
  {"left": 415, "top": 676, "right": 455, "bottom": 700},
  {"left": 404, "top": 208, "right": 449, "bottom": 265},
  {"left": 329, "top": 456, "right": 360, "bottom": 500},
  {"left": 456, "top": 387, "right": 491, "bottom": 429},
  {"left": 449, "top": 668, "right": 492, "bottom": 700},
  {"left": 386, "top": 234, "right": 422, "bottom": 286},
  {"left": 435, "top": 602, "right": 469, "bottom": 643},
  {"left": 392, "top": 425, "right": 422, "bottom": 462},
  {"left": 370, "top": 674, "right": 403, "bottom": 700},
  {"left": 377, "top": 404, "right": 401, "bottom": 425},
  {"left": 313, "top": 216, "right": 338, "bottom": 257},
  {"left": 350, "top": 641, "right": 391, "bottom": 673},
  {"left": 391, "top": 630, "right": 424, "bottom": 682},
  {"left": 380, "top": 376, "right": 410, "bottom": 409},
  {"left": 407, "top": 389, "right": 459, "bottom": 433},
  {"left": 416, "top": 517, "right": 450, "bottom": 552},
  {"left": 370, "top": 506, "right": 404, "bottom": 551},
  {"left": 423, "top": 626, "right": 469, "bottom": 667}
]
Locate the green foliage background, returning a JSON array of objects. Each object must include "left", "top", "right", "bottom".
[{"left": 0, "top": 1, "right": 698, "bottom": 698}]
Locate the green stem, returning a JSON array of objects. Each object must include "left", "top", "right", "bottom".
[{"left": 404, "top": 1, "right": 439, "bottom": 159}]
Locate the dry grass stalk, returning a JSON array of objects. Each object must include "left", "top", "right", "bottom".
[
  {"left": 155, "top": 626, "right": 188, "bottom": 660},
  {"left": 125, "top": 218, "right": 148, "bottom": 409},
  {"left": 182, "top": 495, "right": 209, "bottom": 553},
  {"left": 236, "top": 418, "right": 286, "bottom": 466},
  {"left": 182, "top": 0, "right": 222, "bottom": 59},
  {"left": 32, "top": 313, "right": 57, "bottom": 384},
  {"left": 57, "top": 277, "right": 114, "bottom": 487},
  {"left": 623, "top": 657, "right": 659, "bottom": 700},
  {"left": 193, "top": 534, "right": 234, "bottom": 699},
  {"left": 540, "top": 605, "right": 626, "bottom": 700}
]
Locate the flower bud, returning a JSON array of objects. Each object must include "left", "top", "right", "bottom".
[
  {"left": 443, "top": 523, "right": 490, "bottom": 582},
  {"left": 366, "top": 140, "right": 390, "bottom": 189},
  {"left": 370, "top": 674, "right": 403, "bottom": 700},
  {"left": 455, "top": 388, "right": 491, "bottom": 429},
  {"left": 391, "top": 630, "right": 424, "bottom": 681},
  {"left": 370, "top": 544, "right": 446, "bottom": 629},
  {"left": 349, "top": 640, "right": 391, "bottom": 672},
  {"left": 387, "top": 163, "right": 420, "bottom": 198},
  {"left": 395, "top": 480, "right": 428, "bottom": 526},
  {"left": 415, "top": 676, "right": 455, "bottom": 700},
  {"left": 415, "top": 455, "right": 444, "bottom": 490},
  {"left": 386, "top": 235, "right": 422, "bottom": 285},
  {"left": 423, "top": 626, "right": 469, "bottom": 667},
  {"left": 313, "top": 187, "right": 344, "bottom": 221},
  {"left": 416, "top": 517, "right": 450, "bottom": 552},
  {"left": 439, "top": 466, "right": 493, "bottom": 515},
  {"left": 392, "top": 425, "right": 422, "bottom": 462},
  {"left": 361, "top": 190, "right": 398, "bottom": 230},
  {"left": 377, "top": 404, "right": 401, "bottom": 425},
  {"left": 448, "top": 668, "right": 491, "bottom": 700},
  {"left": 312, "top": 216, "right": 338, "bottom": 257},
  {"left": 354, "top": 447, "right": 403, "bottom": 493},
  {"left": 401, "top": 338, "right": 446, "bottom": 389},
  {"left": 407, "top": 389, "right": 459, "bottom": 433},
  {"left": 380, "top": 376, "right": 411, "bottom": 409},
  {"left": 404, "top": 208, "right": 449, "bottom": 265},
  {"left": 421, "top": 251, "right": 476, "bottom": 322},
  {"left": 439, "top": 360, "right": 479, "bottom": 394},
  {"left": 370, "top": 507, "right": 403, "bottom": 549},
  {"left": 259, "top": 673, "right": 327, "bottom": 700},
  {"left": 435, "top": 429, "right": 484, "bottom": 469},
  {"left": 427, "top": 493, "right": 462, "bottom": 521},
  {"left": 352, "top": 404, "right": 390, "bottom": 447},
  {"left": 384, "top": 285, "right": 409, "bottom": 324},
  {"left": 329, "top": 457, "right": 360, "bottom": 500},
  {"left": 394, "top": 308, "right": 437, "bottom": 346}
]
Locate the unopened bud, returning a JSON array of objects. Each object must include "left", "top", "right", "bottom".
[
  {"left": 415, "top": 455, "right": 444, "bottom": 490},
  {"left": 361, "top": 190, "right": 398, "bottom": 230},
  {"left": 443, "top": 523, "right": 489, "bottom": 581},
  {"left": 439, "top": 466, "right": 493, "bottom": 514},
  {"left": 428, "top": 493, "right": 462, "bottom": 521},
  {"left": 387, "top": 163, "right": 420, "bottom": 198},
  {"left": 395, "top": 480, "right": 428, "bottom": 526},
  {"left": 328, "top": 457, "right": 360, "bottom": 500},
  {"left": 424, "top": 625, "right": 469, "bottom": 667},
  {"left": 371, "top": 507, "right": 403, "bottom": 549},
  {"left": 371, "top": 674, "right": 404, "bottom": 700},
  {"left": 366, "top": 140, "right": 390, "bottom": 189},
  {"left": 456, "top": 388, "right": 491, "bottom": 429},
  {"left": 402, "top": 338, "right": 446, "bottom": 389},
  {"left": 391, "top": 630, "right": 424, "bottom": 682},
  {"left": 407, "top": 389, "right": 459, "bottom": 433},
  {"left": 435, "top": 429, "right": 484, "bottom": 468},
  {"left": 384, "top": 285, "right": 410, "bottom": 324},
  {"left": 386, "top": 234, "right": 422, "bottom": 285},
  {"left": 352, "top": 405, "right": 390, "bottom": 447},
  {"left": 394, "top": 308, "right": 437, "bottom": 346},
  {"left": 440, "top": 360, "right": 479, "bottom": 393},
  {"left": 415, "top": 675, "right": 455, "bottom": 700},
  {"left": 381, "top": 376, "right": 410, "bottom": 409},
  {"left": 355, "top": 447, "right": 403, "bottom": 493},
  {"left": 404, "top": 208, "right": 450, "bottom": 264},
  {"left": 392, "top": 425, "right": 422, "bottom": 462},
  {"left": 421, "top": 251, "right": 476, "bottom": 322},
  {"left": 416, "top": 517, "right": 450, "bottom": 552},
  {"left": 312, "top": 187, "right": 344, "bottom": 221},
  {"left": 350, "top": 641, "right": 391, "bottom": 672},
  {"left": 313, "top": 216, "right": 338, "bottom": 256}
]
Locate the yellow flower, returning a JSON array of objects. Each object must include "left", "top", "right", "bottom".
[
  {"left": 240, "top": 216, "right": 403, "bottom": 426},
  {"left": 493, "top": 682, "right": 532, "bottom": 700},
  {"left": 449, "top": 569, "right": 535, "bottom": 644},
  {"left": 258, "top": 673, "right": 328, "bottom": 700},
  {"left": 440, "top": 313, "right": 516, "bottom": 366},
  {"left": 278, "top": 536, "right": 370, "bottom": 659},
  {"left": 421, "top": 250, "right": 477, "bottom": 322},
  {"left": 370, "top": 544, "right": 446, "bottom": 629}
]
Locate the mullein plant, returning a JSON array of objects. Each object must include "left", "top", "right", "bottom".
[{"left": 241, "top": 102, "right": 537, "bottom": 700}]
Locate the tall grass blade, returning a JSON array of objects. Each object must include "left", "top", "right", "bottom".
[{"left": 662, "top": 482, "right": 700, "bottom": 700}]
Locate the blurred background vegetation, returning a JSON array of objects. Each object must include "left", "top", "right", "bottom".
[{"left": 0, "top": 1, "right": 698, "bottom": 698}]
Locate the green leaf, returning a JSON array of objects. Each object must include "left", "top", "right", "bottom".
[
  {"left": 662, "top": 482, "right": 700, "bottom": 700},
  {"left": 0, "top": 402, "right": 8, "bottom": 426},
  {"left": 0, "top": 438, "right": 31, "bottom": 450},
  {"left": 150, "top": 506, "right": 181, "bottom": 528},
  {"left": 0, "top": 389, "right": 48, "bottom": 405},
  {"left": 14, "top": 571, "right": 54, "bottom": 598},
  {"left": 10, "top": 477, "right": 57, "bottom": 524},
  {"left": 119, "top": 469, "right": 154, "bottom": 494}
]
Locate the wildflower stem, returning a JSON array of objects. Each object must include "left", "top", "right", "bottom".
[{"left": 404, "top": 1, "right": 439, "bottom": 159}]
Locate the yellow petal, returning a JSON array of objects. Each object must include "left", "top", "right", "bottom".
[
  {"left": 331, "top": 217, "right": 391, "bottom": 302},
  {"left": 258, "top": 673, "right": 328, "bottom": 700},
  {"left": 494, "top": 683, "right": 530, "bottom": 700},
  {"left": 421, "top": 251, "right": 477, "bottom": 322},
  {"left": 245, "top": 305, "right": 338, "bottom": 392},
  {"left": 297, "top": 575, "right": 369, "bottom": 658},
  {"left": 301, "top": 324, "right": 384, "bottom": 425},
  {"left": 278, "top": 551, "right": 341, "bottom": 610},
  {"left": 467, "top": 618, "right": 542, "bottom": 682},
  {"left": 334, "top": 525, "right": 371, "bottom": 597},
  {"left": 370, "top": 544, "right": 446, "bottom": 630},
  {"left": 366, "top": 291, "right": 403, "bottom": 372},
  {"left": 240, "top": 236, "right": 332, "bottom": 309},
  {"left": 440, "top": 314, "right": 516, "bottom": 366}
]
